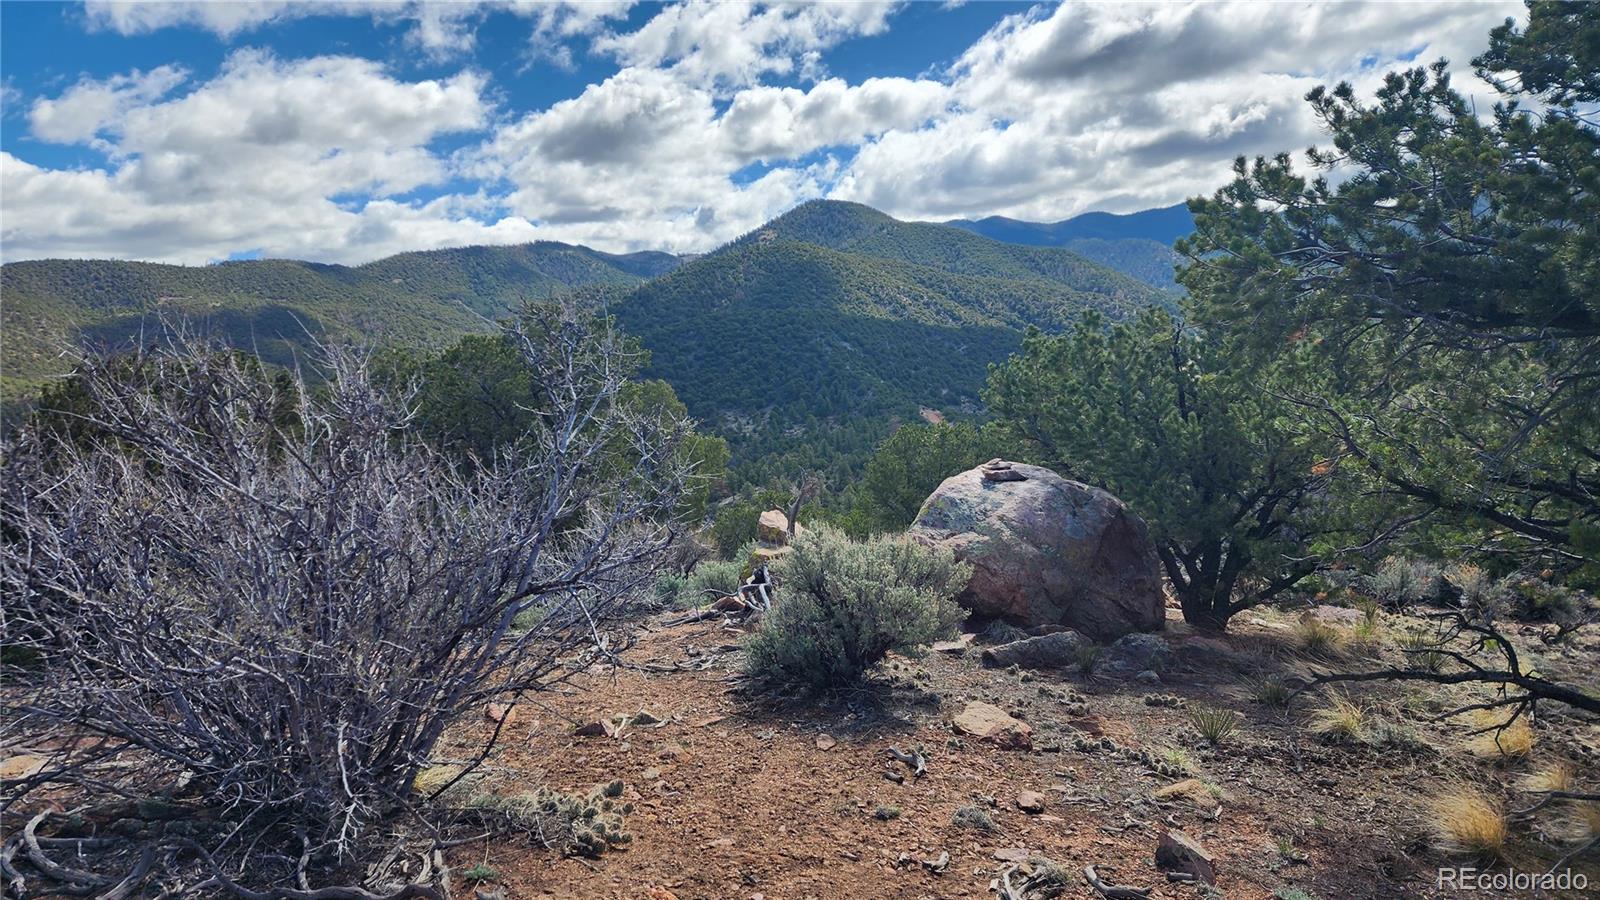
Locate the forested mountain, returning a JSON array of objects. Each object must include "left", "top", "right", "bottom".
[
  {"left": 733, "top": 200, "right": 1171, "bottom": 302},
  {"left": 0, "top": 243, "right": 680, "bottom": 396},
  {"left": 3, "top": 201, "right": 1168, "bottom": 483},
  {"left": 614, "top": 205, "right": 1170, "bottom": 483},
  {"left": 946, "top": 203, "right": 1195, "bottom": 291}
]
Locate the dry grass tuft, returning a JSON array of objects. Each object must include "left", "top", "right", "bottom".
[
  {"left": 1523, "top": 760, "right": 1576, "bottom": 795},
  {"left": 1429, "top": 787, "right": 1508, "bottom": 860},
  {"left": 1468, "top": 710, "right": 1534, "bottom": 760},
  {"left": 1294, "top": 613, "right": 1344, "bottom": 656},
  {"left": 1310, "top": 692, "right": 1370, "bottom": 744}
]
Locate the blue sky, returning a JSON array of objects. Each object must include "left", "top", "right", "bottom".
[{"left": 0, "top": 1, "right": 1521, "bottom": 264}]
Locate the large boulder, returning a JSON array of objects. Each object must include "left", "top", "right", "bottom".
[{"left": 909, "top": 460, "right": 1164, "bottom": 641}]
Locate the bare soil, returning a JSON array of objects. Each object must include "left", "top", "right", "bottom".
[{"left": 432, "top": 606, "right": 1600, "bottom": 899}]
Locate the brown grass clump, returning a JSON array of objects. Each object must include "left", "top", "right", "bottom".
[
  {"left": 1310, "top": 692, "right": 1370, "bottom": 744},
  {"left": 1523, "top": 760, "right": 1576, "bottom": 794},
  {"left": 1468, "top": 710, "right": 1534, "bottom": 760},
  {"left": 1294, "top": 613, "right": 1344, "bottom": 656},
  {"left": 1429, "top": 787, "right": 1508, "bottom": 860}
]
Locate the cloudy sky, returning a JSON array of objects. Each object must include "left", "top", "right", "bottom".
[{"left": 0, "top": 0, "right": 1522, "bottom": 265}]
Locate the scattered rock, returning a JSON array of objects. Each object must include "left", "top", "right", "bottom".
[
  {"left": 757, "top": 509, "right": 802, "bottom": 544},
  {"left": 952, "top": 701, "right": 1033, "bottom": 750},
  {"left": 980, "top": 459, "right": 1029, "bottom": 482},
  {"left": 815, "top": 733, "right": 837, "bottom": 751},
  {"left": 1152, "top": 779, "right": 1221, "bottom": 808},
  {"left": 1308, "top": 605, "right": 1363, "bottom": 627},
  {"left": 981, "top": 629, "right": 1092, "bottom": 670},
  {"left": 1134, "top": 669, "right": 1162, "bottom": 685},
  {"left": 1015, "top": 791, "right": 1047, "bottom": 813},
  {"left": 641, "top": 767, "right": 662, "bottom": 781},
  {"left": 1155, "top": 829, "right": 1217, "bottom": 884},
  {"left": 1093, "top": 633, "right": 1171, "bottom": 680},
  {"left": 909, "top": 461, "right": 1165, "bottom": 640},
  {"left": 1175, "top": 636, "right": 1241, "bottom": 670},
  {"left": 921, "top": 850, "right": 950, "bottom": 874},
  {"left": 993, "top": 847, "right": 1032, "bottom": 863}
]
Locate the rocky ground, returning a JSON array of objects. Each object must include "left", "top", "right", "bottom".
[{"left": 431, "top": 604, "right": 1600, "bottom": 899}]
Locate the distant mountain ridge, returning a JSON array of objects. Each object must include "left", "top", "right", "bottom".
[
  {"left": 947, "top": 203, "right": 1196, "bottom": 246},
  {"left": 945, "top": 203, "right": 1196, "bottom": 291},
  {"left": 1, "top": 242, "right": 681, "bottom": 396},
  {"left": 3, "top": 200, "right": 1177, "bottom": 480}
]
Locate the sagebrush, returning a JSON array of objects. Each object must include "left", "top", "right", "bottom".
[{"left": 743, "top": 526, "right": 969, "bottom": 691}]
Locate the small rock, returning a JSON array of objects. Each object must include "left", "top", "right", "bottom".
[
  {"left": 1308, "top": 605, "right": 1363, "bottom": 627},
  {"left": 1092, "top": 633, "right": 1171, "bottom": 680},
  {"left": 1134, "top": 669, "right": 1162, "bottom": 685},
  {"left": 931, "top": 639, "right": 967, "bottom": 654},
  {"left": 573, "top": 720, "right": 607, "bottom": 737},
  {"left": 1152, "top": 778, "right": 1221, "bottom": 808},
  {"left": 644, "top": 888, "right": 677, "bottom": 900},
  {"left": 485, "top": 703, "right": 515, "bottom": 724},
  {"left": 641, "top": 767, "right": 662, "bottom": 781},
  {"left": 815, "top": 733, "right": 837, "bottom": 751},
  {"left": 921, "top": 850, "right": 950, "bottom": 874},
  {"left": 630, "top": 710, "right": 663, "bottom": 726},
  {"left": 1155, "top": 829, "right": 1216, "bottom": 884},
  {"left": 757, "top": 509, "right": 802, "bottom": 544},
  {"left": 993, "top": 847, "right": 1031, "bottom": 863},
  {"left": 981, "top": 630, "right": 1092, "bottom": 670},
  {"left": 1015, "top": 791, "right": 1047, "bottom": 814},
  {"left": 952, "top": 701, "right": 1033, "bottom": 750},
  {"left": 477, "top": 890, "right": 506, "bottom": 900}
]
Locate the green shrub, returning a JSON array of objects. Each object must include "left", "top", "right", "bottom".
[
  {"left": 1370, "top": 557, "right": 1441, "bottom": 609},
  {"left": 1187, "top": 706, "right": 1240, "bottom": 744},
  {"left": 1448, "top": 564, "right": 1508, "bottom": 620},
  {"left": 709, "top": 500, "right": 760, "bottom": 559},
  {"left": 652, "top": 572, "right": 687, "bottom": 604},
  {"left": 743, "top": 526, "right": 969, "bottom": 692},
  {"left": 951, "top": 805, "right": 998, "bottom": 833},
  {"left": 674, "top": 559, "right": 744, "bottom": 608}
]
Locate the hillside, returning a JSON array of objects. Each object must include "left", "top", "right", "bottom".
[
  {"left": 0, "top": 243, "right": 679, "bottom": 397},
  {"left": 946, "top": 203, "right": 1196, "bottom": 291},
  {"left": 734, "top": 200, "right": 1171, "bottom": 303},
  {"left": 614, "top": 209, "right": 1170, "bottom": 482}
]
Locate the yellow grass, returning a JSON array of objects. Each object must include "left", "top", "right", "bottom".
[
  {"left": 1430, "top": 787, "right": 1508, "bottom": 860},
  {"left": 1294, "top": 613, "right": 1344, "bottom": 656},
  {"left": 1310, "top": 691, "right": 1370, "bottom": 743},
  {"left": 1468, "top": 710, "right": 1534, "bottom": 760},
  {"left": 1523, "top": 760, "right": 1575, "bottom": 794}
]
